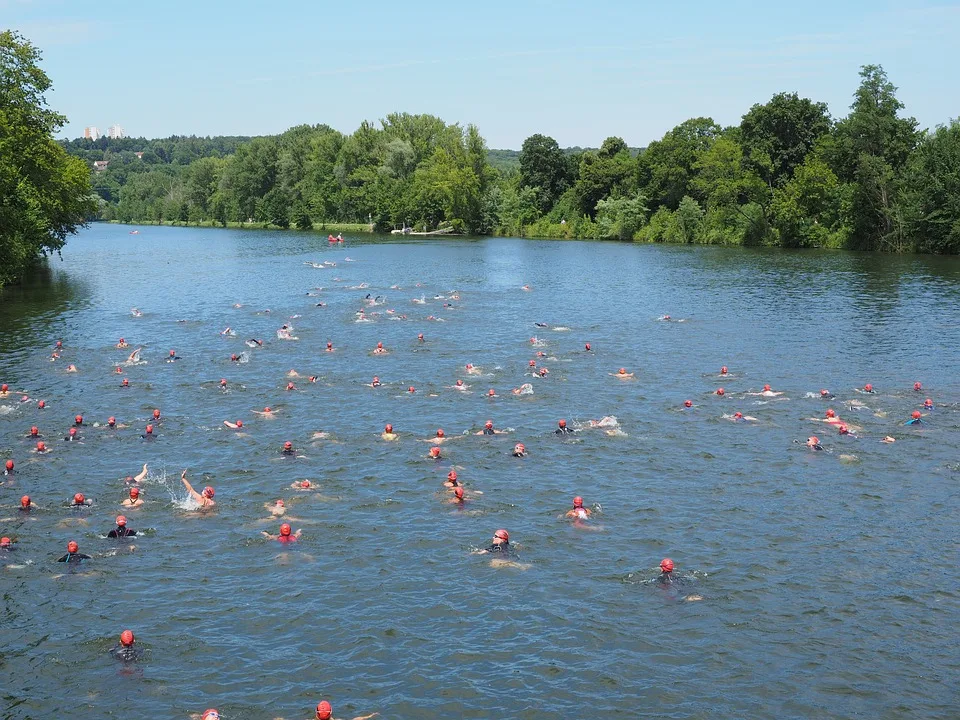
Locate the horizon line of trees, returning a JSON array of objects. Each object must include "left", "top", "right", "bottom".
[{"left": 71, "top": 65, "right": 960, "bottom": 256}]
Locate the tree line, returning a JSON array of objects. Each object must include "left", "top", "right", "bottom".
[{"left": 76, "top": 63, "right": 959, "bottom": 254}]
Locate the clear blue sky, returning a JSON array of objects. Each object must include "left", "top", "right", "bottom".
[{"left": 6, "top": 0, "right": 959, "bottom": 148}]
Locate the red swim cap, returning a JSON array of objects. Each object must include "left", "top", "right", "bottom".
[
  {"left": 145, "top": 424, "right": 153, "bottom": 434},
  {"left": 559, "top": 419, "right": 568, "bottom": 428},
  {"left": 129, "top": 488, "right": 140, "bottom": 498},
  {"left": 30, "top": 426, "right": 39, "bottom": 435},
  {"left": 838, "top": 424, "right": 848, "bottom": 434},
  {"left": 20, "top": 495, "right": 30, "bottom": 508},
  {"left": 116, "top": 515, "right": 127, "bottom": 526},
  {"left": 377, "top": 342, "right": 383, "bottom": 349},
  {"left": 316, "top": 701, "right": 332, "bottom": 720},
  {"left": 108, "top": 417, "right": 116, "bottom": 426},
  {"left": 529, "top": 360, "right": 536, "bottom": 367},
  {"left": 454, "top": 486, "right": 464, "bottom": 499},
  {"left": 121, "top": 379, "right": 128, "bottom": 387},
  {"left": 684, "top": 400, "right": 693, "bottom": 408},
  {"left": 429, "top": 446, "right": 441, "bottom": 457},
  {"left": 408, "top": 386, "right": 415, "bottom": 393},
  {"left": 279, "top": 523, "right": 292, "bottom": 536},
  {"left": 220, "top": 379, "right": 227, "bottom": 386},
  {"left": 485, "top": 421, "right": 493, "bottom": 429},
  {"left": 826, "top": 409, "right": 835, "bottom": 418},
  {"left": 169, "top": 349, "right": 176, "bottom": 356},
  {"left": 38, "top": 400, "right": 46, "bottom": 407},
  {"left": 201, "top": 710, "right": 219, "bottom": 720},
  {"left": 925, "top": 398, "right": 933, "bottom": 406},
  {"left": 5, "top": 459, "right": 13, "bottom": 471},
  {"left": 119, "top": 338, "right": 125, "bottom": 343},
  {"left": 721, "top": 366, "right": 728, "bottom": 374},
  {"left": 447, "top": 470, "right": 458, "bottom": 482},
  {"left": 573, "top": 496, "right": 583, "bottom": 508},
  {"left": 716, "top": 388, "right": 725, "bottom": 396},
  {"left": 120, "top": 630, "right": 135, "bottom": 647},
  {"left": 0, "top": 384, "right": 6, "bottom": 392},
  {"left": 488, "top": 388, "right": 495, "bottom": 396},
  {"left": 69, "top": 427, "right": 77, "bottom": 436},
  {"left": 734, "top": 412, "right": 743, "bottom": 418},
  {"left": 456, "top": 380, "right": 463, "bottom": 386},
  {"left": 418, "top": 333, "right": 424, "bottom": 340},
  {"left": 385, "top": 424, "right": 393, "bottom": 433},
  {"left": 327, "top": 342, "right": 333, "bottom": 349},
  {"left": 466, "top": 364, "right": 473, "bottom": 370},
  {"left": 619, "top": 368, "right": 626, "bottom": 374},
  {"left": 264, "top": 407, "right": 271, "bottom": 413},
  {"left": 283, "top": 441, "right": 293, "bottom": 450},
  {"left": 0, "top": 537, "right": 10, "bottom": 547},
  {"left": 287, "top": 382, "right": 295, "bottom": 390},
  {"left": 372, "top": 376, "right": 379, "bottom": 382},
  {"left": 585, "top": 343, "right": 591, "bottom": 351},
  {"left": 912, "top": 410, "right": 921, "bottom": 419},
  {"left": 153, "top": 409, "right": 160, "bottom": 419},
  {"left": 300, "top": 480, "right": 311, "bottom": 488},
  {"left": 820, "top": 389, "right": 829, "bottom": 396},
  {"left": 202, "top": 486, "right": 215, "bottom": 498},
  {"left": 74, "top": 493, "right": 85, "bottom": 504},
  {"left": 494, "top": 529, "right": 509, "bottom": 541},
  {"left": 75, "top": 414, "right": 83, "bottom": 425},
  {"left": 914, "top": 382, "right": 922, "bottom": 391},
  {"left": 37, "top": 441, "right": 45, "bottom": 452},
  {"left": 436, "top": 429, "right": 444, "bottom": 438},
  {"left": 67, "top": 541, "right": 79, "bottom": 553},
  {"left": 763, "top": 384, "right": 771, "bottom": 391},
  {"left": 660, "top": 558, "right": 674, "bottom": 573},
  {"left": 864, "top": 383, "right": 873, "bottom": 392},
  {"left": 236, "top": 420, "right": 243, "bottom": 428},
  {"left": 231, "top": 354, "right": 238, "bottom": 361},
  {"left": 56, "top": 340, "right": 62, "bottom": 347},
  {"left": 808, "top": 436, "right": 820, "bottom": 445}
]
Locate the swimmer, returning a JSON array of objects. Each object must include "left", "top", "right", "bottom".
[
  {"left": 444, "top": 470, "right": 460, "bottom": 488},
  {"left": 512, "top": 443, "right": 527, "bottom": 457},
  {"left": 280, "top": 700, "right": 378, "bottom": 720},
  {"left": 837, "top": 424, "right": 857, "bottom": 438},
  {"left": 381, "top": 424, "right": 398, "bottom": 441},
  {"left": 291, "top": 479, "right": 315, "bottom": 491},
  {"left": 107, "top": 515, "right": 137, "bottom": 538},
  {"left": 555, "top": 419, "right": 575, "bottom": 435},
  {"left": 682, "top": 400, "right": 694, "bottom": 409},
  {"left": 747, "top": 384, "right": 784, "bottom": 398},
  {"left": 253, "top": 406, "right": 278, "bottom": 418},
  {"left": 3, "top": 459, "right": 14, "bottom": 475},
  {"left": 326, "top": 341, "right": 334, "bottom": 352},
  {"left": 167, "top": 349, "right": 180, "bottom": 362},
  {"left": 1, "top": 536, "right": 17, "bottom": 552},
  {"left": 905, "top": 410, "right": 923, "bottom": 426},
  {"left": 57, "top": 540, "right": 92, "bottom": 563},
  {"left": 451, "top": 379, "right": 470, "bottom": 391},
  {"left": 881, "top": 436, "right": 896, "bottom": 444},
  {"left": 858, "top": 383, "right": 876, "bottom": 394},
  {"left": 112, "top": 630, "right": 140, "bottom": 662},
  {"left": 34, "top": 440, "right": 50, "bottom": 455},
  {"left": 286, "top": 382, "right": 296, "bottom": 391},
  {"left": 476, "top": 420, "right": 507, "bottom": 436},
  {"left": 719, "top": 366, "right": 728, "bottom": 376},
  {"left": 806, "top": 436, "right": 824, "bottom": 451},
  {"left": 372, "top": 342, "right": 388, "bottom": 354},
  {"left": 20, "top": 495, "right": 36, "bottom": 512},
  {"left": 724, "top": 411, "right": 758, "bottom": 423},
  {"left": 223, "top": 419, "right": 244, "bottom": 429},
  {"left": 565, "top": 496, "right": 591, "bottom": 520},
  {"left": 473, "top": 529, "right": 512, "bottom": 554},
  {"left": 65, "top": 364, "right": 77, "bottom": 373},
  {"left": 116, "top": 338, "right": 128, "bottom": 349},
  {"left": 122, "top": 487, "right": 144, "bottom": 508},
  {"left": 407, "top": 386, "right": 416, "bottom": 394},
  {"left": 449, "top": 486, "right": 465, "bottom": 505},
  {"left": 264, "top": 500, "right": 286, "bottom": 516},
  {"left": 246, "top": 338, "right": 264, "bottom": 348},
  {"left": 368, "top": 376, "right": 382, "bottom": 388},
  {"left": 140, "top": 424, "right": 155, "bottom": 440},
  {"left": 64, "top": 427, "right": 81, "bottom": 442},
  {"left": 521, "top": 285, "right": 531, "bottom": 291},
  {"left": 715, "top": 388, "right": 725, "bottom": 396},
  {"left": 418, "top": 333, "right": 424, "bottom": 343},
  {"left": 422, "top": 429, "right": 453, "bottom": 444},
  {"left": 220, "top": 327, "right": 234, "bottom": 336},
  {"left": 181, "top": 470, "right": 216, "bottom": 509},
  {"left": 610, "top": 368, "right": 634, "bottom": 379},
  {"left": 537, "top": 367, "right": 549, "bottom": 377},
  {"left": 465, "top": 364, "right": 481, "bottom": 375},
  {"left": 812, "top": 408, "right": 843, "bottom": 425},
  {"left": 121, "top": 378, "right": 129, "bottom": 387},
  {"left": 657, "top": 558, "right": 675, "bottom": 583},
  {"left": 512, "top": 383, "right": 534, "bottom": 396},
  {"left": 262, "top": 523, "right": 301, "bottom": 542},
  {"left": 280, "top": 441, "right": 297, "bottom": 456},
  {"left": 584, "top": 342, "right": 591, "bottom": 351},
  {"left": 70, "top": 492, "right": 93, "bottom": 508},
  {"left": 131, "top": 308, "right": 142, "bottom": 317},
  {"left": 923, "top": 398, "right": 933, "bottom": 410},
  {"left": 819, "top": 389, "right": 835, "bottom": 400},
  {"left": 487, "top": 388, "right": 497, "bottom": 398},
  {"left": 427, "top": 446, "right": 442, "bottom": 459},
  {"left": 129, "top": 463, "right": 149, "bottom": 484},
  {"left": 913, "top": 381, "right": 923, "bottom": 392}
]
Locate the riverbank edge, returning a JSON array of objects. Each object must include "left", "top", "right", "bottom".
[{"left": 106, "top": 219, "right": 375, "bottom": 233}]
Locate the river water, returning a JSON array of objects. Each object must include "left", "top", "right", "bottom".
[{"left": 1, "top": 224, "right": 958, "bottom": 719}]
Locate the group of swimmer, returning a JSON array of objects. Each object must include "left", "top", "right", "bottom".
[{"left": 0, "top": 244, "right": 943, "bottom": 718}]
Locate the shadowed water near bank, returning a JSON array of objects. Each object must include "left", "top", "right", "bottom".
[{"left": 0, "top": 223, "right": 957, "bottom": 719}]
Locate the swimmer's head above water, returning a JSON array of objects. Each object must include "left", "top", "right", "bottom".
[
  {"left": 660, "top": 558, "right": 674, "bottom": 573},
  {"left": 684, "top": 400, "right": 693, "bottom": 408},
  {"left": 120, "top": 630, "right": 135, "bottom": 647}
]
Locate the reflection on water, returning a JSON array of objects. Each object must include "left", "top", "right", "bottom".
[{"left": 0, "top": 223, "right": 958, "bottom": 720}]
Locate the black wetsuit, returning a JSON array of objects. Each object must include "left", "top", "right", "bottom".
[
  {"left": 486, "top": 543, "right": 511, "bottom": 554},
  {"left": 108, "top": 526, "right": 137, "bottom": 538},
  {"left": 57, "top": 552, "right": 92, "bottom": 563},
  {"left": 483, "top": 428, "right": 495, "bottom": 435},
  {"left": 112, "top": 645, "right": 140, "bottom": 662},
  {"left": 555, "top": 427, "right": 575, "bottom": 435}
]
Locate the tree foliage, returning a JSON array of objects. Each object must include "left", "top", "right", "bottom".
[{"left": 0, "top": 31, "right": 96, "bottom": 286}]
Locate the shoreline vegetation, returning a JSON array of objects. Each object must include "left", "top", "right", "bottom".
[
  {"left": 5, "top": 28, "right": 960, "bottom": 289},
  {"left": 68, "top": 63, "right": 960, "bottom": 256}
]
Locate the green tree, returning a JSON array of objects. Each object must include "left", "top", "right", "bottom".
[
  {"left": 571, "top": 138, "right": 635, "bottom": 218},
  {"left": 673, "top": 195, "right": 705, "bottom": 243},
  {"left": 638, "top": 118, "right": 721, "bottom": 210},
  {"left": 519, "top": 134, "right": 571, "bottom": 212},
  {"left": 595, "top": 192, "right": 648, "bottom": 240},
  {"left": 0, "top": 31, "right": 96, "bottom": 286},
  {"left": 740, "top": 92, "right": 832, "bottom": 187},
  {"left": 900, "top": 120, "right": 960, "bottom": 254},
  {"left": 771, "top": 155, "right": 847, "bottom": 248}
]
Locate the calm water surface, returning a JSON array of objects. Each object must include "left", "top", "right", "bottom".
[{"left": 1, "top": 224, "right": 958, "bottom": 719}]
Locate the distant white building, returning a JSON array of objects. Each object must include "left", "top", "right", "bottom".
[
  {"left": 84, "top": 126, "right": 100, "bottom": 140},
  {"left": 108, "top": 124, "right": 125, "bottom": 139}
]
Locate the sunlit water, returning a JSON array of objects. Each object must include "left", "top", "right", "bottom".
[{"left": 1, "top": 224, "right": 958, "bottom": 719}]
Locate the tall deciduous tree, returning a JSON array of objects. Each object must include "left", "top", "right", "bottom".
[
  {"left": 0, "top": 31, "right": 96, "bottom": 286},
  {"left": 638, "top": 118, "right": 721, "bottom": 210},
  {"left": 519, "top": 134, "right": 571, "bottom": 213}
]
